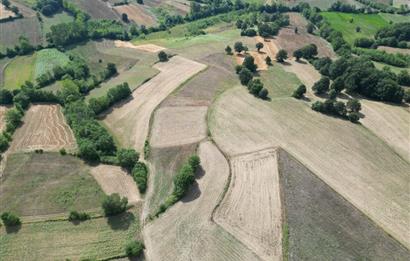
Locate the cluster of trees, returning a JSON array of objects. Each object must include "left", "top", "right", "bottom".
[
  {"left": 155, "top": 155, "right": 200, "bottom": 217},
  {"left": 35, "top": 0, "right": 63, "bottom": 16},
  {"left": 375, "top": 23, "right": 410, "bottom": 48},
  {"left": 1, "top": 212, "right": 21, "bottom": 227},
  {"left": 88, "top": 82, "right": 131, "bottom": 114},
  {"left": 293, "top": 43, "right": 318, "bottom": 61},
  {"left": 125, "top": 241, "right": 144, "bottom": 257},
  {"left": 355, "top": 0, "right": 409, "bottom": 14},
  {"left": 328, "top": 1, "right": 361, "bottom": 13},
  {"left": 0, "top": 36, "right": 36, "bottom": 59},
  {"left": 398, "top": 70, "right": 410, "bottom": 86},
  {"left": 352, "top": 47, "right": 409, "bottom": 67},
  {"left": 312, "top": 98, "right": 362, "bottom": 123},
  {"left": 132, "top": 162, "right": 148, "bottom": 193},
  {"left": 235, "top": 11, "right": 289, "bottom": 38},
  {"left": 102, "top": 193, "right": 128, "bottom": 216},
  {"left": 313, "top": 56, "right": 405, "bottom": 103}
]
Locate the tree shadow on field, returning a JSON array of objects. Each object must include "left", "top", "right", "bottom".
[
  {"left": 5, "top": 224, "right": 21, "bottom": 234},
  {"left": 195, "top": 165, "right": 205, "bottom": 180},
  {"left": 107, "top": 212, "right": 135, "bottom": 230},
  {"left": 98, "top": 96, "right": 134, "bottom": 119},
  {"left": 280, "top": 61, "right": 292, "bottom": 66},
  {"left": 181, "top": 181, "right": 201, "bottom": 203}
]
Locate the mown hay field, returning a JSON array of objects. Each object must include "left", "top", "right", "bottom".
[
  {"left": 0, "top": 152, "right": 105, "bottom": 217},
  {"left": 2, "top": 54, "right": 36, "bottom": 89},
  {"left": 0, "top": 209, "right": 141, "bottom": 260}
]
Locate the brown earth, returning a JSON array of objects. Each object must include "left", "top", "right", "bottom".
[
  {"left": 114, "top": 40, "right": 166, "bottom": 53},
  {"left": 150, "top": 106, "right": 208, "bottom": 147},
  {"left": 113, "top": 4, "right": 156, "bottom": 26},
  {"left": 103, "top": 55, "right": 206, "bottom": 151},
  {"left": 90, "top": 164, "right": 141, "bottom": 205},
  {"left": 144, "top": 141, "right": 260, "bottom": 261},
  {"left": 215, "top": 148, "right": 283, "bottom": 260},
  {"left": 73, "top": 0, "right": 120, "bottom": 20},
  {"left": 0, "top": 3, "right": 16, "bottom": 19},
  {"left": 9, "top": 104, "right": 76, "bottom": 152},
  {"left": 236, "top": 51, "right": 268, "bottom": 71}
]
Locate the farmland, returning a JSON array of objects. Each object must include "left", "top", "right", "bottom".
[
  {"left": 113, "top": 3, "right": 157, "bottom": 26},
  {"left": 34, "top": 48, "right": 70, "bottom": 79},
  {"left": 2, "top": 54, "right": 36, "bottom": 89}
]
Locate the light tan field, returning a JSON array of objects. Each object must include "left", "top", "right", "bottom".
[
  {"left": 90, "top": 164, "right": 141, "bottom": 205},
  {"left": 150, "top": 106, "right": 208, "bottom": 147},
  {"left": 9, "top": 104, "right": 76, "bottom": 152},
  {"left": 103, "top": 56, "right": 206, "bottom": 151},
  {"left": 282, "top": 60, "right": 321, "bottom": 98},
  {"left": 215, "top": 148, "right": 283, "bottom": 261},
  {"left": 236, "top": 51, "right": 268, "bottom": 71},
  {"left": 114, "top": 40, "right": 166, "bottom": 53},
  {"left": 0, "top": 105, "right": 8, "bottom": 131},
  {"left": 210, "top": 87, "right": 410, "bottom": 248},
  {"left": 377, "top": 46, "right": 410, "bottom": 55},
  {"left": 255, "top": 36, "right": 278, "bottom": 59},
  {"left": 144, "top": 141, "right": 260, "bottom": 261},
  {"left": 113, "top": 4, "right": 156, "bottom": 26},
  {"left": 0, "top": 3, "right": 15, "bottom": 19}
]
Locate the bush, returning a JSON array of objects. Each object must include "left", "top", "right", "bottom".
[
  {"left": 346, "top": 99, "right": 361, "bottom": 112},
  {"left": 258, "top": 88, "right": 269, "bottom": 99},
  {"left": 0, "top": 89, "right": 13, "bottom": 105},
  {"left": 1, "top": 212, "right": 21, "bottom": 227},
  {"left": 265, "top": 56, "right": 272, "bottom": 65},
  {"left": 0, "top": 134, "right": 10, "bottom": 152},
  {"left": 68, "top": 210, "right": 90, "bottom": 221},
  {"left": 158, "top": 51, "right": 168, "bottom": 62},
  {"left": 312, "top": 77, "right": 330, "bottom": 95},
  {"left": 59, "top": 148, "right": 67, "bottom": 155},
  {"left": 354, "top": 37, "right": 375, "bottom": 48},
  {"left": 243, "top": 55, "right": 257, "bottom": 72},
  {"left": 276, "top": 49, "right": 288, "bottom": 62},
  {"left": 102, "top": 193, "right": 128, "bottom": 216},
  {"left": 5, "top": 108, "right": 24, "bottom": 133},
  {"left": 188, "top": 155, "right": 200, "bottom": 171},
  {"left": 132, "top": 162, "right": 148, "bottom": 193},
  {"left": 247, "top": 79, "right": 264, "bottom": 96},
  {"left": 117, "top": 148, "right": 139, "bottom": 170},
  {"left": 348, "top": 112, "right": 360, "bottom": 123},
  {"left": 292, "top": 84, "right": 306, "bottom": 99},
  {"left": 125, "top": 241, "right": 144, "bottom": 257},
  {"left": 239, "top": 68, "right": 253, "bottom": 86}
]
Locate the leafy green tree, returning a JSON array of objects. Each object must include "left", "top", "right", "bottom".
[
  {"left": 234, "top": 41, "right": 245, "bottom": 53},
  {"left": 130, "top": 25, "right": 139, "bottom": 36},
  {"left": 5, "top": 108, "right": 23, "bottom": 132},
  {"left": 265, "top": 56, "right": 272, "bottom": 65},
  {"left": 125, "top": 241, "right": 144, "bottom": 257},
  {"left": 68, "top": 211, "right": 90, "bottom": 221},
  {"left": 403, "top": 89, "right": 410, "bottom": 103},
  {"left": 276, "top": 49, "right": 288, "bottom": 62},
  {"left": 334, "top": 101, "right": 347, "bottom": 117},
  {"left": 132, "top": 162, "right": 148, "bottom": 193},
  {"left": 256, "top": 42, "right": 264, "bottom": 52},
  {"left": 312, "top": 77, "right": 330, "bottom": 95},
  {"left": 2, "top": 0, "right": 11, "bottom": 8},
  {"left": 243, "top": 55, "right": 257, "bottom": 72},
  {"left": 348, "top": 112, "right": 360, "bottom": 123},
  {"left": 188, "top": 155, "right": 200, "bottom": 171},
  {"left": 225, "top": 45, "right": 232, "bottom": 55},
  {"left": 79, "top": 141, "right": 100, "bottom": 162},
  {"left": 258, "top": 88, "right": 269, "bottom": 99},
  {"left": 173, "top": 164, "right": 195, "bottom": 198},
  {"left": 311, "top": 101, "right": 324, "bottom": 112},
  {"left": 137, "top": 0, "right": 143, "bottom": 4},
  {"left": 158, "top": 51, "right": 168, "bottom": 62},
  {"left": 117, "top": 149, "right": 139, "bottom": 170},
  {"left": 247, "top": 79, "right": 264, "bottom": 96},
  {"left": 121, "top": 13, "right": 129, "bottom": 23},
  {"left": 292, "top": 84, "right": 306, "bottom": 99},
  {"left": 346, "top": 99, "right": 361, "bottom": 112},
  {"left": 307, "top": 23, "right": 314, "bottom": 34},
  {"left": 239, "top": 68, "right": 253, "bottom": 86},
  {"left": 293, "top": 49, "right": 303, "bottom": 61},
  {"left": 102, "top": 193, "right": 128, "bottom": 216},
  {"left": 328, "top": 89, "right": 338, "bottom": 99},
  {"left": 330, "top": 77, "right": 345, "bottom": 93},
  {"left": 0, "top": 89, "right": 13, "bottom": 105},
  {"left": 1, "top": 212, "right": 21, "bottom": 227}
]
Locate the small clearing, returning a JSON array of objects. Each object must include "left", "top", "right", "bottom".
[
  {"left": 90, "top": 164, "right": 141, "bottom": 205},
  {"left": 113, "top": 4, "right": 156, "bottom": 26},
  {"left": 215, "top": 148, "right": 283, "bottom": 261},
  {"left": 9, "top": 104, "right": 76, "bottom": 153},
  {"left": 282, "top": 60, "right": 321, "bottom": 98},
  {"left": 114, "top": 40, "right": 166, "bottom": 52},
  {"left": 144, "top": 141, "right": 260, "bottom": 261},
  {"left": 103, "top": 55, "right": 206, "bottom": 151},
  {"left": 150, "top": 106, "right": 208, "bottom": 147}
]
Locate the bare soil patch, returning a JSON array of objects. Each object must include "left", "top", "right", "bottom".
[
  {"left": 215, "top": 148, "right": 283, "bottom": 260},
  {"left": 236, "top": 51, "right": 268, "bottom": 71},
  {"left": 9, "top": 104, "right": 76, "bottom": 153},
  {"left": 113, "top": 3, "right": 156, "bottom": 26},
  {"left": 255, "top": 36, "right": 278, "bottom": 59},
  {"left": 150, "top": 106, "right": 208, "bottom": 147},
  {"left": 90, "top": 164, "right": 141, "bottom": 205},
  {"left": 114, "top": 40, "right": 166, "bottom": 53},
  {"left": 377, "top": 46, "right": 410, "bottom": 55},
  {"left": 278, "top": 149, "right": 410, "bottom": 260},
  {"left": 210, "top": 87, "right": 410, "bottom": 248},
  {"left": 0, "top": 3, "right": 16, "bottom": 19},
  {"left": 144, "top": 141, "right": 260, "bottom": 261},
  {"left": 103, "top": 56, "right": 206, "bottom": 151}
]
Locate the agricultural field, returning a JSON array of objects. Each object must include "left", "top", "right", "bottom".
[
  {"left": 321, "top": 12, "right": 390, "bottom": 44},
  {"left": 113, "top": 3, "right": 157, "bottom": 26},
  {"left": 9, "top": 104, "right": 77, "bottom": 153},
  {"left": 40, "top": 11, "right": 74, "bottom": 39},
  {"left": 144, "top": 0, "right": 191, "bottom": 16},
  {"left": 279, "top": 0, "right": 361, "bottom": 9},
  {"left": 71, "top": 0, "right": 120, "bottom": 20},
  {"left": 0, "top": 3, "right": 16, "bottom": 20},
  {"left": 0, "top": 152, "right": 104, "bottom": 217},
  {"left": 2, "top": 54, "right": 36, "bottom": 90}
]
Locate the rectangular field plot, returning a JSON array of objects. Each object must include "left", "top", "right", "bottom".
[{"left": 9, "top": 104, "right": 76, "bottom": 153}]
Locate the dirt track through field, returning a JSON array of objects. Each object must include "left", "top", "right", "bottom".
[
  {"left": 210, "top": 87, "right": 410, "bottom": 249},
  {"left": 144, "top": 141, "right": 261, "bottom": 261},
  {"left": 103, "top": 55, "right": 206, "bottom": 151},
  {"left": 90, "top": 165, "right": 141, "bottom": 205},
  {"left": 113, "top": 4, "right": 156, "bottom": 26},
  {"left": 114, "top": 40, "right": 166, "bottom": 53},
  {"left": 150, "top": 106, "right": 208, "bottom": 147},
  {"left": 9, "top": 104, "right": 76, "bottom": 152},
  {"left": 215, "top": 148, "right": 282, "bottom": 260}
]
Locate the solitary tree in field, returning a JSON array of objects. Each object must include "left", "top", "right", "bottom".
[
  {"left": 256, "top": 42, "right": 264, "bottom": 52},
  {"left": 356, "top": 26, "right": 361, "bottom": 32},
  {"left": 122, "top": 13, "right": 129, "bottom": 23},
  {"left": 234, "top": 41, "right": 245, "bottom": 53},
  {"left": 1, "top": 212, "right": 20, "bottom": 227},
  {"left": 293, "top": 49, "right": 303, "bottom": 61},
  {"left": 265, "top": 56, "right": 272, "bottom": 65},
  {"left": 102, "top": 194, "right": 128, "bottom": 216},
  {"left": 225, "top": 45, "right": 232, "bottom": 55},
  {"left": 312, "top": 76, "right": 330, "bottom": 95},
  {"left": 158, "top": 51, "right": 168, "bottom": 62},
  {"left": 276, "top": 49, "right": 288, "bottom": 63},
  {"left": 292, "top": 84, "right": 306, "bottom": 99},
  {"left": 294, "top": 27, "right": 298, "bottom": 34}
]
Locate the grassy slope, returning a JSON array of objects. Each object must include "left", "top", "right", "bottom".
[
  {"left": 34, "top": 48, "right": 70, "bottom": 78},
  {"left": 2, "top": 54, "right": 36, "bottom": 89},
  {"left": 0, "top": 209, "right": 140, "bottom": 260},
  {"left": 0, "top": 152, "right": 105, "bottom": 217},
  {"left": 321, "top": 12, "right": 389, "bottom": 44},
  {"left": 379, "top": 12, "right": 410, "bottom": 23},
  {"left": 40, "top": 11, "right": 74, "bottom": 40},
  {"left": 278, "top": 149, "right": 410, "bottom": 260}
]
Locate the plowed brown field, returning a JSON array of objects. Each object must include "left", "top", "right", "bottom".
[
  {"left": 113, "top": 4, "right": 156, "bottom": 26},
  {"left": 9, "top": 104, "right": 76, "bottom": 152}
]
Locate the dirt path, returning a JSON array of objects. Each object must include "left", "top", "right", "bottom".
[
  {"left": 103, "top": 56, "right": 206, "bottom": 152},
  {"left": 144, "top": 141, "right": 261, "bottom": 261},
  {"left": 215, "top": 148, "right": 283, "bottom": 260}
]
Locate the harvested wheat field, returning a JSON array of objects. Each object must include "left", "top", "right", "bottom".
[
  {"left": 150, "top": 106, "right": 208, "bottom": 147},
  {"left": 103, "top": 56, "right": 206, "bottom": 151},
  {"left": 273, "top": 13, "right": 336, "bottom": 58},
  {"left": 114, "top": 4, "right": 156, "bottom": 26},
  {"left": 236, "top": 51, "right": 268, "bottom": 71},
  {"left": 144, "top": 141, "right": 260, "bottom": 261},
  {"left": 114, "top": 40, "right": 166, "bottom": 53},
  {"left": 9, "top": 104, "right": 76, "bottom": 152},
  {"left": 90, "top": 164, "right": 141, "bottom": 205},
  {"left": 210, "top": 87, "right": 410, "bottom": 248},
  {"left": 215, "top": 148, "right": 282, "bottom": 261},
  {"left": 0, "top": 106, "right": 8, "bottom": 131}
]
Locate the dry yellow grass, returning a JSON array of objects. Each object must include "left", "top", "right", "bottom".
[
  {"left": 114, "top": 40, "right": 166, "bottom": 53},
  {"left": 103, "top": 56, "right": 206, "bottom": 151},
  {"left": 90, "top": 164, "right": 141, "bottom": 205},
  {"left": 215, "top": 148, "right": 283, "bottom": 260},
  {"left": 144, "top": 141, "right": 260, "bottom": 260},
  {"left": 210, "top": 87, "right": 410, "bottom": 248},
  {"left": 150, "top": 106, "right": 208, "bottom": 147},
  {"left": 9, "top": 104, "right": 76, "bottom": 152}
]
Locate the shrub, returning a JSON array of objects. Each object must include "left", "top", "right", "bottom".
[
  {"left": 354, "top": 37, "right": 375, "bottom": 48},
  {"left": 258, "top": 88, "right": 269, "bottom": 99},
  {"left": 132, "top": 162, "right": 148, "bottom": 193},
  {"left": 0, "top": 134, "right": 10, "bottom": 152},
  {"left": 243, "top": 55, "right": 257, "bottom": 72},
  {"left": 265, "top": 56, "right": 272, "bottom": 65},
  {"left": 158, "top": 51, "right": 168, "bottom": 62},
  {"left": 102, "top": 193, "right": 128, "bottom": 216},
  {"left": 346, "top": 99, "right": 361, "bottom": 112},
  {"left": 348, "top": 112, "right": 360, "bottom": 123},
  {"left": 117, "top": 149, "right": 139, "bottom": 170},
  {"left": 59, "top": 148, "right": 67, "bottom": 155},
  {"left": 312, "top": 77, "right": 330, "bottom": 95},
  {"left": 276, "top": 49, "right": 288, "bottom": 62},
  {"left": 247, "top": 79, "right": 264, "bottom": 96},
  {"left": 239, "top": 68, "right": 253, "bottom": 85},
  {"left": 0, "top": 89, "right": 13, "bottom": 105},
  {"left": 188, "top": 155, "right": 200, "bottom": 171},
  {"left": 173, "top": 164, "right": 195, "bottom": 198},
  {"left": 292, "top": 84, "right": 306, "bottom": 99},
  {"left": 225, "top": 45, "right": 232, "bottom": 55},
  {"left": 5, "top": 108, "right": 23, "bottom": 133},
  {"left": 68, "top": 210, "right": 90, "bottom": 221},
  {"left": 1, "top": 212, "right": 21, "bottom": 227},
  {"left": 125, "top": 240, "right": 144, "bottom": 257},
  {"left": 235, "top": 65, "right": 243, "bottom": 74}
]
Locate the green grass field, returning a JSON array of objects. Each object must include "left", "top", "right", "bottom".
[
  {"left": 260, "top": 65, "right": 301, "bottom": 99},
  {"left": 321, "top": 12, "right": 389, "bottom": 44},
  {"left": 0, "top": 209, "right": 141, "bottom": 260},
  {"left": 2, "top": 54, "right": 36, "bottom": 90},
  {"left": 34, "top": 48, "right": 70, "bottom": 79},
  {"left": 0, "top": 152, "right": 105, "bottom": 217},
  {"left": 40, "top": 11, "right": 74, "bottom": 39},
  {"left": 379, "top": 13, "right": 410, "bottom": 23}
]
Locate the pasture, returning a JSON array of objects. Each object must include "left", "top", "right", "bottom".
[
  {"left": 0, "top": 16, "right": 42, "bottom": 52},
  {"left": 2, "top": 54, "right": 36, "bottom": 89},
  {"left": 113, "top": 3, "right": 157, "bottom": 26}
]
